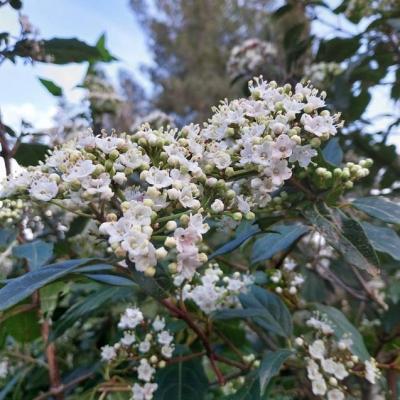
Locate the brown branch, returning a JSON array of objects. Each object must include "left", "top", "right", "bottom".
[
  {"left": 160, "top": 298, "right": 226, "bottom": 385},
  {"left": 33, "top": 371, "right": 94, "bottom": 400},
  {"left": 41, "top": 320, "right": 64, "bottom": 400}
]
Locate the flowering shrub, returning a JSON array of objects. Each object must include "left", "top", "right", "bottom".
[{"left": 0, "top": 77, "right": 399, "bottom": 399}]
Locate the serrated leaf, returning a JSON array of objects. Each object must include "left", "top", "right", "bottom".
[
  {"left": 251, "top": 223, "right": 309, "bottom": 264},
  {"left": 13, "top": 240, "right": 53, "bottom": 270},
  {"left": 361, "top": 222, "right": 400, "bottom": 261},
  {"left": 0, "top": 258, "right": 104, "bottom": 311},
  {"left": 316, "top": 304, "right": 370, "bottom": 361},
  {"left": 154, "top": 359, "right": 208, "bottom": 400},
  {"left": 210, "top": 221, "right": 260, "bottom": 259},
  {"left": 239, "top": 286, "right": 292, "bottom": 338},
  {"left": 304, "top": 206, "right": 379, "bottom": 275},
  {"left": 38, "top": 77, "right": 63, "bottom": 96},
  {"left": 322, "top": 138, "right": 343, "bottom": 166},
  {"left": 352, "top": 197, "right": 400, "bottom": 225},
  {"left": 259, "top": 349, "right": 292, "bottom": 394}
]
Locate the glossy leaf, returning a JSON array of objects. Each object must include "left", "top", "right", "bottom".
[
  {"left": 0, "top": 259, "right": 102, "bottom": 311},
  {"left": 83, "top": 273, "right": 135, "bottom": 286},
  {"left": 259, "top": 349, "right": 292, "bottom": 394},
  {"left": 316, "top": 304, "right": 370, "bottom": 361},
  {"left": 251, "top": 222, "right": 309, "bottom": 264},
  {"left": 352, "top": 196, "right": 400, "bottom": 224},
  {"left": 154, "top": 359, "right": 208, "bottom": 400},
  {"left": 239, "top": 285, "right": 292, "bottom": 338},
  {"left": 52, "top": 286, "right": 134, "bottom": 339},
  {"left": 38, "top": 77, "right": 63, "bottom": 96},
  {"left": 13, "top": 240, "right": 53, "bottom": 270},
  {"left": 322, "top": 138, "right": 343, "bottom": 166},
  {"left": 304, "top": 206, "right": 379, "bottom": 275},
  {"left": 14, "top": 142, "right": 50, "bottom": 166},
  {"left": 210, "top": 221, "right": 260, "bottom": 259},
  {"left": 361, "top": 222, "right": 400, "bottom": 261}
]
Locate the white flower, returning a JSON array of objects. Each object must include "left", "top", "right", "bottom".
[
  {"left": 332, "top": 361, "right": 349, "bottom": 380},
  {"left": 29, "top": 177, "right": 58, "bottom": 201},
  {"left": 213, "top": 151, "right": 231, "bottom": 170},
  {"left": 137, "top": 359, "right": 155, "bottom": 382},
  {"left": 63, "top": 159, "right": 95, "bottom": 182},
  {"left": 139, "top": 340, "right": 151, "bottom": 353},
  {"left": 132, "top": 383, "right": 158, "bottom": 400},
  {"left": 321, "top": 358, "right": 336, "bottom": 374},
  {"left": 161, "top": 344, "right": 174, "bottom": 358},
  {"left": 301, "top": 114, "right": 337, "bottom": 137},
  {"left": 120, "top": 332, "right": 136, "bottom": 346},
  {"left": 152, "top": 316, "right": 165, "bottom": 332},
  {"left": 211, "top": 199, "right": 224, "bottom": 213},
  {"left": 327, "top": 389, "right": 345, "bottom": 400},
  {"left": 307, "top": 359, "right": 320, "bottom": 380},
  {"left": 311, "top": 375, "right": 327, "bottom": 396},
  {"left": 365, "top": 358, "right": 379, "bottom": 384},
  {"left": 265, "top": 159, "right": 292, "bottom": 185},
  {"left": 272, "top": 134, "right": 294, "bottom": 159},
  {"left": 118, "top": 307, "right": 144, "bottom": 330},
  {"left": 145, "top": 167, "right": 172, "bottom": 189},
  {"left": 0, "top": 359, "right": 8, "bottom": 378},
  {"left": 309, "top": 340, "right": 326, "bottom": 360},
  {"left": 95, "top": 136, "right": 124, "bottom": 154},
  {"left": 179, "top": 187, "right": 200, "bottom": 209},
  {"left": 157, "top": 330, "right": 173, "bottom": 345},
  {"left": 113, "top": 172, "right": 127, "bottom": 185},
  {"left": 306, "top": 317, "right": 334, "bottom": 335},
  {"left": 289, "top": 145, "right": 317, "bottom": 168},
  {"left": 101, "top": 345, "right": 116, "bottom": 361}
]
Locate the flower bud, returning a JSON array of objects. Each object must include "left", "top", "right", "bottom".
[
  {"left": 211, "top": 199, "right": 224, "bottom": 213},
  {"left": 295, "top": 337, "right": 304, "bottom": 346},
  {"left": 245, "top": 212, "right": 255, "bottom": 220},
  {"left": 143, "top": 198, "right": 154, "bottom": 207},
  {"left": 105, "top": 160, "right": 114, "bottom": 172},
  {"left": 144, "top": 266, "right": 156, "bottom": 277},
  {"left": 232, "top": 212, "right": 242, "bottom": 221},
  {"left": 165, "top": 220, "right": 177, "bottom": 231},
  {"left": 310, "top": 138, "right": 321, "bottom": 148},
  {"left": 109, "top": 149, "right": 120, "bottom": 161},
  {"left": 150, "top": 355, "right": 158, "bottom": 364},
  {"left": 180, "top": 214, "right": 190, "bottom": 226},
  {"left": 158, "top": 360, "right": 166, "bottom": 368},
  {"left": 165, "top": 237, "right": 176, "bottom": 248},
  {"left": 106, "top": 213, "right": 118, "bottom": 222},
  {"left": 156, "top": 247, "right": 168, "bottom": 260},
  {"left": 70, "top": 179, "right": 81, "bottom": 191},
  {"left": 168, "top": 262, "right": 177, "bottom": 274}
]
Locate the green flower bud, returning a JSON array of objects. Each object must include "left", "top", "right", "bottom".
[
  {"left": 104, "top": 159, "right": 114, "bottom": 172},
  {"left": 109, "top": 149, "right": 119, "bottom": 161},
  {"left": 310, "top": 138, "right": 321, "bottom": 148}
]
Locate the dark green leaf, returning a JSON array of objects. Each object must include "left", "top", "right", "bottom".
[
  {"left": 155, "top": 359, "right": 208, "bottom": 400},
  {"left": 227, "top": 373, "right": 261, "bottom": 399},
  {"left": 361, "top": 222, "right": 400, "bottom": 261},
  {"left": 95, "top": 33, "right": 117, "bottom": 62},
  {"left": 259, "top": 349, "right": 292, "bottom": 394},
  {"left": 42, "top": 38, "right": 109, "bottom": 64},
  {"left": 251, "top": 223, "right": 309, "bottom": 264},
  {"left": 65, "top": 216, "right": 89, "bottom": 238},
  {"left": 0, "top": 309, "right": 41, "bottom": 343},
  {"left": 13, "top": 240, "right": 53, "bottom": 270},
  {"left": 38, "top": 77, "right": 63, "bottom": 96},
  {"left": 322, "top": 138, "right": 343, "bottom": 166},
  {"left": 318, "top": 37, "right": 360, "bottom": 62},
  {"left": 83, "top": 273, "right": 135, "bottom": 286},
  {"left": 14, "top": 142, "right": 50, "bottom": 166},
  {"left": 210, "top": 221, "right": 260, "bottom": 259},
  {"left": 239, "top": 286, "right": 292, "bottom": 338},
  {"left": 52, "top": 286, "right": 134, "bottom": 339},
  {"left": 352, "top": 196, "right": 400, "bottom": 224},
  {"left": 304, "top": 206, "right": 379, "bottom": 275},
  {"left": 316, "top": 304, "right": 370, "bottom": 361},
  {"left": 0, "top": 259, "right": 103, "bottom": 311}
]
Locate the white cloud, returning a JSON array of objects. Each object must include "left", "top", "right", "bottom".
[{"left": 2, "top": 103, "right": 57, "bottom": 131}]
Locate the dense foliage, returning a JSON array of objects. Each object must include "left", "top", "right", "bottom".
[{"left": 0, "top": 0, "right": 399, "bottom": 399}]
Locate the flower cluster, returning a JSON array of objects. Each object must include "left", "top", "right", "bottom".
[
  {"left": 101, "top": 307, "right": 175, "bottom": 400},
  {"left": 0, "top": 198, "right": 24, "bottom": 226},
  {"left": 132, "top": 110, "right": 176, "bottom": 131},
  {"left": 181, "top": 263, "right": 253, "bottom": 313},
  {"left": 270, "top": 258, "right": 305, "bottom": 296},
  {"left": 227, "top": 38, "right": 278, "bottom": 81},
  {"left": 295, "top": 314, "right": 380, "bottom": 399},
  {"left": 1, "top": 78, "right": 364, "bottom": 284}
]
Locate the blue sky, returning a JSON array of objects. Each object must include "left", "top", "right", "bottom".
[
  {"left": 0, "top": 0, "right": 151, "bottom": 129},
  {"left": 0, "top": 0, "right": 398, "bottom": 150}
]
